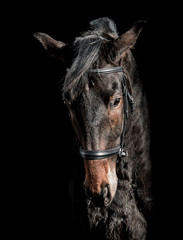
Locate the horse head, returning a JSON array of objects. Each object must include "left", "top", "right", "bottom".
[{"left": 34, "top": 18, "right": 145, "bottom": 206}]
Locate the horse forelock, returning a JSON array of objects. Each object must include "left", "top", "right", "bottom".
[{"left": 62, "top": 17, "right": 119, "bottom": 100}]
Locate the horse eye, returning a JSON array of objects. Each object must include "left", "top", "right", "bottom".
[{"left": 113, "top": 98, "right": 121, "bottom": 107}]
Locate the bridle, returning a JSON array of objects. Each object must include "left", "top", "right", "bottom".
[{"left": 79, "top": 66, "right": 134, "bottom": 161}]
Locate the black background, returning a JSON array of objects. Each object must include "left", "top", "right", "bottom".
[{"left": 6, "top": 1, "right": 182, "bottom": 239}]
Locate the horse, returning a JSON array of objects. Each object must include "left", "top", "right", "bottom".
[{"left": 33, "top": 17, "right": 152, "bottom": 240}]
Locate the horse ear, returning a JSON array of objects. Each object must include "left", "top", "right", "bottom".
[
  {"left": 33, "top": 32, "right": 66, "bottom": 60},
  {"left": 112, "top": 20, "right": 146, "bottom": 61}
]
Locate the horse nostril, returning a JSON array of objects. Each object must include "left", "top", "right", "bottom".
[
  {"left": 103, "top": 186, "right": 108, "bottom": 198},
  {"left": 83, "top": 184, "right": 113, "bottom": 206},
  {"left": 102, "top": 185, "right": 112, "bottom": 206}
]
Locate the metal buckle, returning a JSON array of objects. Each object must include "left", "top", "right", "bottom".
[{"left": 119, "top": 148, "right": 128, "bottom": 158}]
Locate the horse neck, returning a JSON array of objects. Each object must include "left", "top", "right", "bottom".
[
  {"left": 130, "top": 70, "right": 150, "bottom": 164},
  {"left": 125, "top": 51, "right": 150, "bottom": 162},
  {"left": 121, "top": 56, "right": 152, "bottom": 203}
]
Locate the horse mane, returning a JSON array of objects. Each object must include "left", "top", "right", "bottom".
[{"left": 62, "top": 17, "right": 118, "bottom": 99}]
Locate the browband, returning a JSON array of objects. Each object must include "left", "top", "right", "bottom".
[{"left": 89, "top": 66, "right": 123, "bottom": 74}]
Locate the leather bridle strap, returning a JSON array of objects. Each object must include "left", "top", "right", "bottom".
[
  {"left": 80, "top": 145, "right": 122, "bottom": 160},
  {"left": 79, "top": 66, "right": 134, "bottom": 160},
  {"left": 89, "top": 66, "right": 123, "bottom": 74}
]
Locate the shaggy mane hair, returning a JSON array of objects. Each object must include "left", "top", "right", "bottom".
[{"left": 62, "top": 17, "right": 119, "bottom": 99}]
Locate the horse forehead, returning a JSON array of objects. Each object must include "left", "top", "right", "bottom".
[
  {"left": 88, "top": 74, "right": 121, "bottom": 98},
  {"left": 70, "top": 72, "right": 122, "bottom": 109},
  {"left": 78, "top": 78, "right": 120, "bottom": 118}
]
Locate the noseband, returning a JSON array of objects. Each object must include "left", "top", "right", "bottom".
[{"left": 79, "top": 66, "right": 134, "bottom": 161}]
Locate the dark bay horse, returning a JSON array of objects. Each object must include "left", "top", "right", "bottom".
[{"left": 34, "top": 17, "right": 152, "bottom": 240}]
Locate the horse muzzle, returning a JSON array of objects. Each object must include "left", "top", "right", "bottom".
[{"left": 83, "top": 158, "right": 118, "bottom": 207}]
